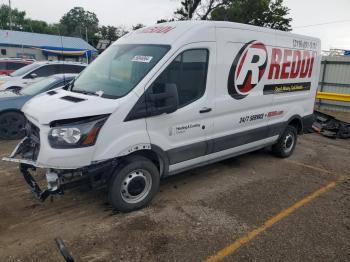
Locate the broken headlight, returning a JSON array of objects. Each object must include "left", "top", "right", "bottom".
[{"left": 48, "top": 115, "right": 109, "bottom": 148}]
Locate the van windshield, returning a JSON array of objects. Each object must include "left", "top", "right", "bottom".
[{"left": 72, "top": 44, "right": 170, "bottom": 99}]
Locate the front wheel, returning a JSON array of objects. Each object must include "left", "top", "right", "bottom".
[
  {"left": 0, "top": 111, "right": 26, "bottom": 140},
  {"left": 272, "top": 125, "right": 298, "bottom": 158},
  {"left": 108, "top": 156, "right": 160, "bottom": 212}
]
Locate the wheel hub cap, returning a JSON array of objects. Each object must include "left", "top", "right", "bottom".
[
  {"left": 283, "top": 134, "right": 294, "bottom": 153},
  {"left": 121, "top": 170, "right": 152, "bottom": 204}
]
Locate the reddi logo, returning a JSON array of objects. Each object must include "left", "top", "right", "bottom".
[{"left": 228, "top": 41, "right": 268, "bottom": 100}]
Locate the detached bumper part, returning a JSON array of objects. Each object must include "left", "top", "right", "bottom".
[
  {"left": 18, "top": 160, "right": 117, "bottom": 202},
  {"left": 20, "top": 164, "right": 61, "bottom": 201}
]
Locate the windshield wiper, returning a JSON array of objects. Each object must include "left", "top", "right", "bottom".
[{"left": 71, "top": 89, "right": 99, "bottom": 96}]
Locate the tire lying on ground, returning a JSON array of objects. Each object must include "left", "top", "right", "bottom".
[
  {"left": 108, "top": 156, "right": 160, "bottom": 212},
  {"left": 0, "top": 111, "right": 26, "bottom": 140}
]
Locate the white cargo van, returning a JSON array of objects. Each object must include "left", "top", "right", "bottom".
[{"left": 3, "top": 21, "right": 321, "bottom": 211}]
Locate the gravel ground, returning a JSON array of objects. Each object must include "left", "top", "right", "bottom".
[{"left": 0, "top": 112, "right": 349, "bottom": 262}]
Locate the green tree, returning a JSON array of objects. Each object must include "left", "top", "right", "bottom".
[
  {"left": 60, "top": 7, "right": 99, "bottom": 45},
  {"left": 0, "top": 4, "right": 63, "bottom": 35},
  {"left": 174, "top": 0, "right": 229, "bottom": 20},
  {"left": 212, "top": 0, "right": 292, "bottom": 31},
  {"left": 0, "top": 4, "right": 26, "bottom": 30},
  {"left": 22, "top": 19, "right": 58, "bottom": 34},
  {"left": 98, "top": 25, "right": 128, "bottom": 42},
  {"left": 132, "top": 23, "right": 145, "bottom": 30},
  {"left": 170, "top": 0, "right": 292, "bottom": 31}
]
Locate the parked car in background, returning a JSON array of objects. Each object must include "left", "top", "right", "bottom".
[
  {"left": 0, "top": 74, "right": 76, "bottom": 139},
  {"left": 0, "top": 58, "right": 35, "bottom": 76},
  {"left": 0, "top": 61, "right": 86, "bottom": 91}
]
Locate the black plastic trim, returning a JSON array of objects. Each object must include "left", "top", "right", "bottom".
[
  {"left": 50, "top": 114, "right": 110, "bottom": 127},
  {"left": 167, "top": 141, "right": 207, "bottom": 165},
  {"left": 301, "top": 114, "right": 315, "bottom": 133},
  {"left": 61, "top": 96, "right": 86, "bottom": 103},
  {"left": 165, "top": 122, "right": 287, "bottom": 165}
]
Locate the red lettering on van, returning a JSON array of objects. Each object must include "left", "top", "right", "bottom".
[
  {"left": 290, "top": 50, "right": 301, "bottom": 78},
  {"left": 268, "top": 48, "right": 282, "bottom": 80},
  {"left": 300, "top": 51, "right": 311, "bottom": 78},
  {"left": 308, "top": 53, "right": 315, "bottom": 78},
  {"left": 268, "top": 48, "right": 315, "bottom": 80},
  {"left": 280, "top": 49, "right": 292, "bottom": 79}
]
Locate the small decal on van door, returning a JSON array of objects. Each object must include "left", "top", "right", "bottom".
[
  {"left": 169, "top": 123, "right": 201, "bottom": 136},
  {"left": 132, "top": 55, "right": 153, "bottom": 63}
]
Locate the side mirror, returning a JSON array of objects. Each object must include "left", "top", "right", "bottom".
[
  {"left": 147, "top": 83, "right": 179, "bottom": 115},
  {"left": 30, "top": 73, "right": 38, "bottom": 79}
]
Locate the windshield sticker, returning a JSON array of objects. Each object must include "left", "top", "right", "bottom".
[{"left": 132, "top": 55, "right": 153, "bottom": 63}]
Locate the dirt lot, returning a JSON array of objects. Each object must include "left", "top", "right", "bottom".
[{"left": 0, "top": 114, "right": 350, "bottom": 261}]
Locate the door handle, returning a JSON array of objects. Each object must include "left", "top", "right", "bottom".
[{"left": 199, "top": 107, "right": 212, "bottom": 114}]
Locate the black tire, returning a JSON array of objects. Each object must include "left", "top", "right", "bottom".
[
  {"left": 108, "top": 156, "right": 160, "bottom": 212},
  {"left": 0, "top": 111, "right": 26, "bottom": 140},
  {"left": 272, "top": 125, "right": 298, "bottom": 158}
]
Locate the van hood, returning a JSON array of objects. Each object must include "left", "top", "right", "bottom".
[{"left": 22, "top": 89, "right": 119, "bottom": 125}]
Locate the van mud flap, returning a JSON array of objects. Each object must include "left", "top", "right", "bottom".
[{"left": 20, "top": 164, "right": 60, "bottom": 201}]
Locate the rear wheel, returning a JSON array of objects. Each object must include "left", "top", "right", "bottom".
[
  {"left": 108, "top": 156, "right": 160, "bottom": 212},
  {"left": 0, "top": 111, "right": 26, "bottom": 140},
  {"left": 272, "top": 125, "right": 297, "bottom": 158}
]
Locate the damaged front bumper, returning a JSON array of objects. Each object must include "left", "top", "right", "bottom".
[
  {"left": 19, "top": 163, "right": 61, "bottom": 201},
  {"left": 2, "top": 137, "right": 117, "bottom": 202}
]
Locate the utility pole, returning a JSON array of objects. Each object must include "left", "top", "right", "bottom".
[
  {"left": 8, "top": 0, "right": 13, "bottom": 30},
  {"left": 188, "top": 0, "right": 192, "bottom": 20}
]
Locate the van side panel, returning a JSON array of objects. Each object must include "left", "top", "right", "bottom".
[
  {"left": 169, "top": 27, "right": 322, "bottom": 174},
  {"left": 212, "top": 27, "right": 276, "bottom": 151},
  {"left": 267, "top": 34, "right": 321, "bottom": 131}
]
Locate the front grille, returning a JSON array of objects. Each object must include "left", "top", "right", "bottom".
[
  {"left": 26, "top": 121, "right": 40, "bottom": 143},
  {"left": 22, "top": 121, "right": 40, "bottom": 161}
]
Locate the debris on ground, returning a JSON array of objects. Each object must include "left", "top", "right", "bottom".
[
  {"left": 55, "top": 238, "right": 75, "bottom": 262},
  {"left": 312, "top": 110, "right": 350, "bottom": 139}
]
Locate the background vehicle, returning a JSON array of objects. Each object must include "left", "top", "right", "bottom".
[
  {"left": 3, "top": 21, "right": 321, "bottom": 212},
  {"left": 0, "top": 61, "right": 86, "bottom": 91},
  {"left": 0, "top": 58, "right": 35, "bottom": 76},
  {"left": 0, "top": 74, "right": 76, "bottom": 139}
]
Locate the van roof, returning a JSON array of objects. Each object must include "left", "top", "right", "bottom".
[{"left": 117, "top": 21, "right": 320, "bottom": 46}]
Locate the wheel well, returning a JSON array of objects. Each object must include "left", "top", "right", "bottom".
[
  {"left": 123, "top": 150, "right": 164, "bottom": 176},
  {"left": 288, "top": 117, "right": 303, "bottom": 134}
]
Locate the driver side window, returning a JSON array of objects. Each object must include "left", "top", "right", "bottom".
[
  {"left": 24, "top": 65, "right": 57, "bottom": 78},
  {"left": 151, "top": 49, "right": 209, "bottom": 107}
]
